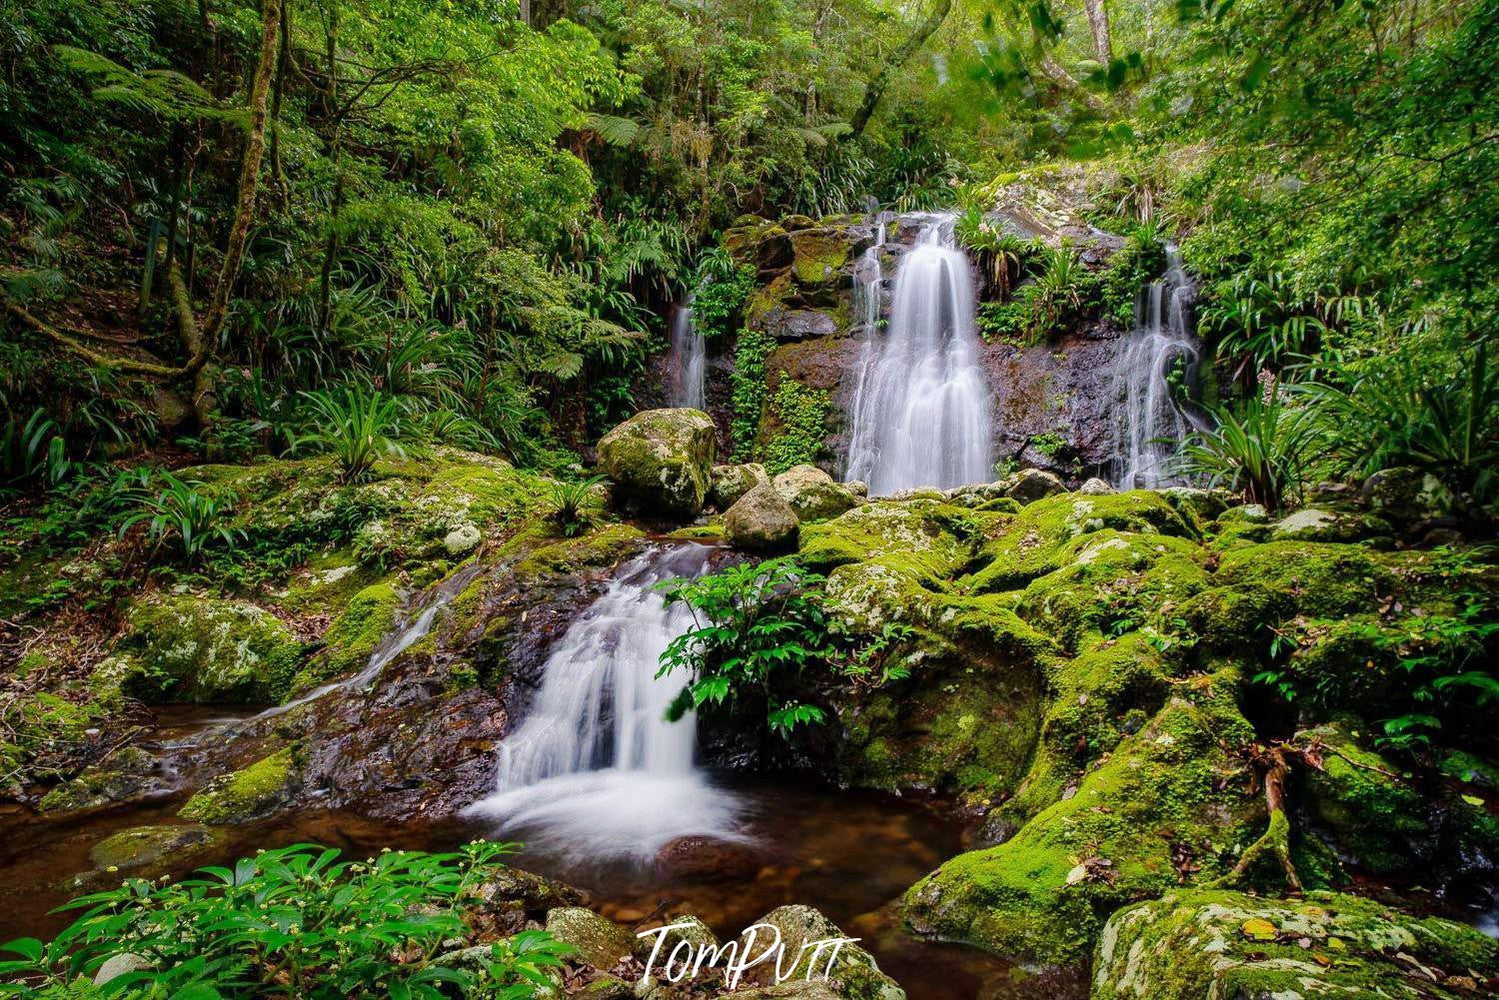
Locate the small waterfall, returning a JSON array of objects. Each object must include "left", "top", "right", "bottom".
[
  {"left": 667, "top": 300, "right": 706, "bottom": 409},
  {"left": 845, "top": 212, "right": 994, "bottom": 495},
  {"left": 464, "top": 544, "right": 745, "bottom": 862},
  {"left": 1110, "top": 246, "right": 1202, "bottom": 489}
]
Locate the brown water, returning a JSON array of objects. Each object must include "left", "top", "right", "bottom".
[{"left": 0, "top": 709, "right": 1086, "bottom": 999}]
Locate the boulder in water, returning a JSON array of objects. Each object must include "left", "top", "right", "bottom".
[
  {"left": 545, "top": 906, "right": 634, "bottom": 970},
  {"left": 177, "top": 746, "right": 301, "bottom": 824},
  {"left": 743, "top": 905, "right": 905, "bottom": 1000},
  {"left": 655, "top": 835, "right": 761, "bottom": 882},
  {"left": 597, "top": 408, "right": 717, "bottom": 518},
  {"left": 710, "top": 462, "right": 771, "bottom": 509},
  {"left": 725, "top": 483, "right": 800, "bottom": 551},
  {"left": 1093, "top": 889, "right": 1499, "bottom": 1000},
  {"left": 773, "top": 465, "right": 859, "bottom": 522},
  {"left": 1003, "top": 468, "right": 1067, "bottom": 505}
]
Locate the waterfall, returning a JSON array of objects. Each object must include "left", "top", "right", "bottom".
[
  {"left": 464, "top": 544, "right": 745, "bottom": 862},
  {"left": 667, "top": 300, "right": 706, "bottom": 409},
  {"left": 1110, "top": 246, "right": 1203, "bottom": 489},
  {"left": 844, "top": 212, "right": 994, "bottom": 495}
]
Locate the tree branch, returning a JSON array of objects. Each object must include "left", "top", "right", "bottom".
[{"left": 847, "top": 0, "right": 952, "bottom": 140}]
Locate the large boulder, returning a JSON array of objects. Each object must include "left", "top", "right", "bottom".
[
  {"left": 1093, "top": 889, "right": 1499, "bottom": 1000},
  {"left": 1003, "top": 468, "right": 1067, "bottom": 505},
  {"left": 773, "top": 465, "right": 859, "bottom": 522},
  {"left": 710, "top": 462, "right": 771, "bottom": 509},
  {"left": 177, "top": 747, "right": 301, "bottom": 824},
  {"left": 122, "top": 594, "right": 306, "bottom": 703},
  {"left": 597, "top": 409, "right": 717, "bottom": 518},
  {"left": 724, "top": 482, "right": 800, "bottom": 551},
  {"left": 545, "top": 907, "right": 634, "bottom": 970}
]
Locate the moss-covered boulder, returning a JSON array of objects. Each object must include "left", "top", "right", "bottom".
[
  {"left": 87, "top": 824, "right": 219, "bottom": 875},
  {"left": 544, "top": 907, "right": 633, "bottom": 970},
  {"left": 903, "top": 677, "right": 1261, "bottom": 966},
  {"left": 773, "top": 464, "right": 860, "bottom": 522},
  {"left": 39, "top": 746, "right": 159, "bottom": 814},
  {"left": 724, "top": 482, "right": 800, "bottom": 551},
  {"left": 740, "top": 905, "right": 905, "bottom": 1000},
  {"left": 597, "top": 408, "right": 717, "bottom": 518},
  {"left": 1093, "top": 889, "right": 1499, "bottom": 1000},
  {"left": 1004, "top": 468, "right": 1067, "bottom": 505},
  {"left": 710, "top": 462, "right": 770, "bottom": 509},
  {"left": 799, "top": 500, "right": 983, "bottom": 579},
  {"left": 178, "top": 747, "right": 301, "bottom": 824},
  {"left": 122, "top": 594, "right": 306, "bottom": 703}
]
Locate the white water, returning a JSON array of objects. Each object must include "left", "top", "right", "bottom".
[
  {"left": 667, "top": 300, "right": 706, "bottom": 410},
  {"left": 844, "top": 213, "right": 994, "bottom": 495},
  {"left": 1109, "top": 246, "right": 1202, "bottom": 489},
  {"left": 464, "top": 544, "right": 746, "bottom": 863}
]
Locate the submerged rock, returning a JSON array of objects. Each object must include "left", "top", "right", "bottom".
[
  {"left": 39, "top": 745, "right": 162, "bottom": 814},
  {"left": 1092, "top": 889, "right": 1499, "bottom": 1000},
  {"left": 87, "top": 824, "right": 218, "bottom": 874},
  {"left": 597, "top": 408, "right": 718, "bottom": 518},
  {"left": 724, "top": 482, "right": 800, "bottom": 551}
]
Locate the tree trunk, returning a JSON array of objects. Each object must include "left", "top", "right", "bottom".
[
  {"left": 1084, "top": 0, "right": 1112, "bottom": 65},
  {"left": 195, "top": 0, "right": 283, "bottom": 360},
  {"left": 1038, "top": 53, "right": 1105, "bottom": 111},
  {"left": 847, "top": 0, "right": 952, "bottom": 139}
]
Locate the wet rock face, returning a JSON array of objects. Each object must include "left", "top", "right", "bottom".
[{"left": 1092, "top": 889, "right": 1499, "bottom": 1000}]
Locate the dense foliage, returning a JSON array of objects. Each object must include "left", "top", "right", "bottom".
[{"left": 0, "top": 842, "right": 570, "bottom": 999}]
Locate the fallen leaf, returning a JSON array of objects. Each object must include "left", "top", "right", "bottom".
[{"left": 1241, "top": 918, "right": 1278, "bottom": 942}]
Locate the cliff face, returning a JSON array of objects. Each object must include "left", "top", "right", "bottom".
[{"left": 671, "top": 170, "right": 1150, "bottom": 485}]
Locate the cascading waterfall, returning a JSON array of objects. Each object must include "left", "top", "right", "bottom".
[
  {"left": 1109, "top": 246, "right": 1203, "bottom": 489},
  {"left": 464, "top": 544, "right": 745, "bottom": 862},
  {"left": 667, "top": 300, "right": 706, "bottom": 410},
  {"left": 844, "top": 212, "right": 994, "bottom": 495}
]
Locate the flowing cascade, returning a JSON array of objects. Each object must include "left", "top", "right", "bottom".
[
  {"left": 464, "top": 544, "right": 744, "bottom": 862},
  {"left": 844, "top": 213, "right": 994, "bottom": 494},
  {"left": 1110, "top": 246, "right": 1203, "bottom": 488},
  {"left": 667, "top": 299, "right": 706, "bottom": 409}
]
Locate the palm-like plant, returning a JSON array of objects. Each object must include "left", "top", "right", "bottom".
[
  {"left": 294, "top": 387, "right": 405, "bottom": 482},
  {"left": 1176, "top": 394, "right": 1315, "bottom": 511},
  {"left": 116, "top": 471, "right": 242, "bottom": 562},
  {"left": 545, "top": 474, "right": 609, "bottom": 538}
]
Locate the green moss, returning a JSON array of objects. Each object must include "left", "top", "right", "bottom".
[
  {"left": 964, "top": 491, "right": 1195, "bottom": 594},
  {"left": 122, "top": 595, "right": 306, "bottom": 704},
  {"left": 904, "top": 673, "right": 1260, "bottom": 966},
  {"left": 759, "top": 379, "right": 833, "bottom": 475},
  {"left": 800, "top": 500, "right": 982, "bottom": 579},
  {"left": 788, "top": 228, "right": 853, "bottom": 285},
  {"left": 513, "top": 524, "right": 645, "bottom": 580},
  {"left": 39, "top": 746, "right": 156, "bottom": 813},
  {"left": 290, "top": 580, "right": 403, "bottom": 694},
  {"left": 1094, "top": 889, "right": 1499, "bottom": 1000},
  {"left": 88, "top": 824, "right": 219, "bottom": 874},
  {"left": 178, "top": 747, "right": 299, "bottom": 824}
]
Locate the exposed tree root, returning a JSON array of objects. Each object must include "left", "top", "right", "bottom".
[
  {"left": 1219, "top": 745, "right": 1303, "bottom": 894},
  {"left": 3, "top": 298, "right": 185, "bottom": 377}
]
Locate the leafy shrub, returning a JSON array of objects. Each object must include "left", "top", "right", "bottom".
[
  {"left": 115, "top": 470, "right": 242, "bottom": 563},
  {"left": 730, "top": 328, "right": 776, "bottom": 461},
  {"left": 689, "top": 253, "right": 756, "bottom": 340},
  {"left": 293, "top": 387, "right": 405, "bottom": 482},
  {"left": 656, "top": 558, "right": 912, "bottom": 736},
  {"left": 759, "top": 379, "right": 832, "bottom": 475},
  {"left": 0, "top": 842, "right": 570, "bottom": 1000},
  {"left": 544, "top": 474, "right": 609, "bottom": 538},
  {"left": 1177, "top": 392, "right": 1313, "bottom": 511},
  {"left": 1, "top": 408, "right": 70, "bottom": 489}
]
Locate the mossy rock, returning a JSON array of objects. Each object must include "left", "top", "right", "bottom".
[
  {"left": 87, "top": 824, "right": 219, "bottom": 875},
  {"left": 39, "top": 746, "right": 158, "bottom": 814},
  {"left": 965, "top": 491, "right": 1195, "bottom": 594},
  {"left": 1093, "top": 889, "right": 1499, "bottom": 1000},
  {"left": 290, "top": 579, "right": 403, "bottom": 694},
  {"left": 788, "top": 227, "right": 858, "bottom": 287},
  {"left": 772, "top": 464, "right": 859, "bottom": 522},
  {"left": 512, "top": 524, "right": 646, "bottom": 581},
  {"left": 544, "top": 907, "right": 633, "bottom": 970},
  {"left": 741, "top": 905, "right": 905, "bottom": 1000},
  {"left": 904, "top": 676, "right": 1260, "bottom": 967},
  {"left": 596, "top": 408, "right": 717, "bottom": 518},
  {"left": 121, "top": 594, "right": 306, "bottom": 704},
  {"left": 799, "top": 499, "right": 983, "bottom": 579},
  {"left": 178, "top": 747, "right": 300, "bottom": 824}
]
